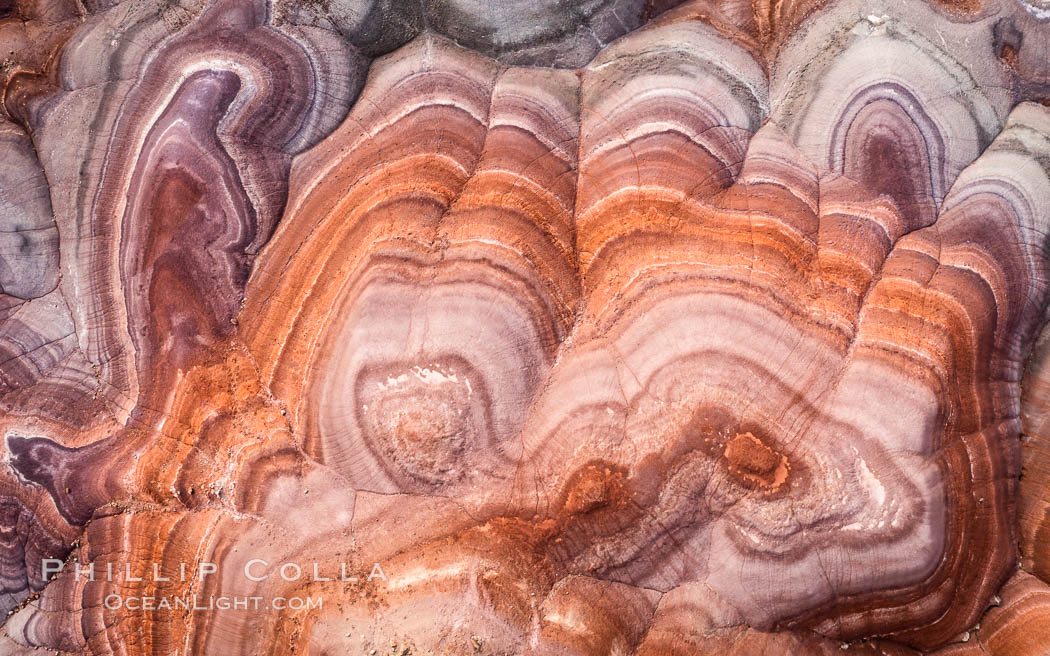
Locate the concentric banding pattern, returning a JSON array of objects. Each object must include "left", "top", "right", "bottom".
[{"left": 2, "top": 0, "right": 1050, "bottom": 654}]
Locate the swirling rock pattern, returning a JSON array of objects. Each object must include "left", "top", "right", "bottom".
[{"left": 1, "top": 0, "right": 1050, "bottom": 654}]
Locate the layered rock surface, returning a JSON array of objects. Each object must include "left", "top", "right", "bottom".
[{"left": 1, "top": 0, "right": 1050, "bottom": 653}]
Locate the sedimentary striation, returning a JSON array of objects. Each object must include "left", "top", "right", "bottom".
[{"left": 1, "top": 0, "right": 1050, "bottom": 653}]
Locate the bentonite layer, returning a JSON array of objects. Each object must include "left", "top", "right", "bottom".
[{"left": 1, "top": 0, "right": 1050, "bottom": 654}]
